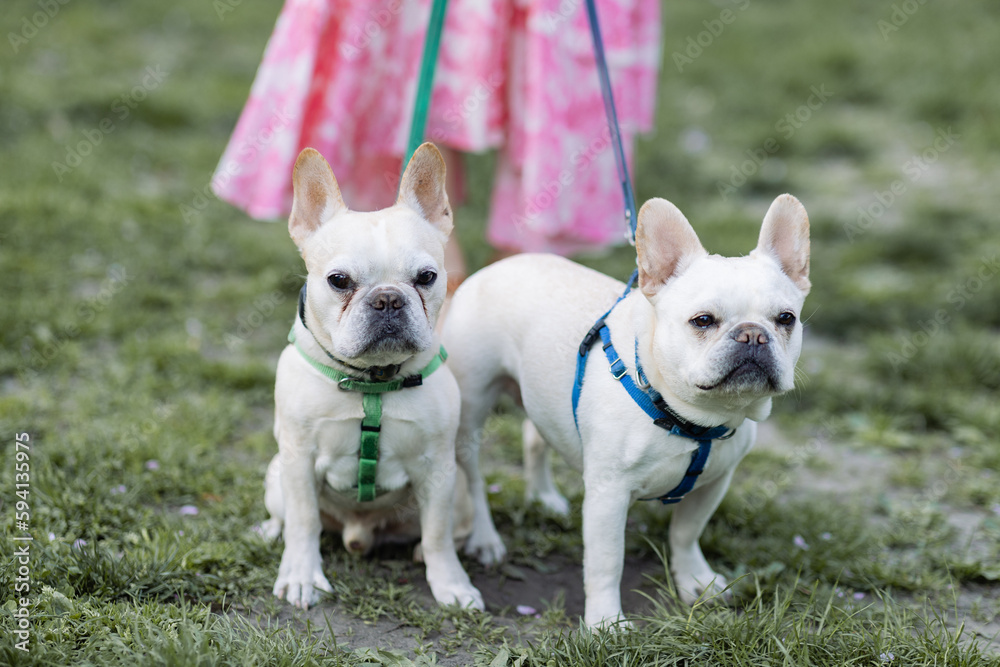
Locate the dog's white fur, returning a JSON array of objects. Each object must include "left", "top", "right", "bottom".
[
  {"left": 263, "top": 144, "right": 483, "bottom": 611},
  {"left": 442, "top": 195, "right": 810, "bottom": 627}
]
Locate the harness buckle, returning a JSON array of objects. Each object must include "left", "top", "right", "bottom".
[
  {"left": 609, "top": 361, "right": 627, "bottom": 381},
  {"left": 652, "top": 417, "right": 676, "bottom": 432},
  {"left": 579, "top": 318, "right": 606, "bottom": 356},
  {"left": 337, "top": 377, "right": 354, "bottom": 391}
]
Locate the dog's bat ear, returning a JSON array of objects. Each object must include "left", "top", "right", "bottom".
[
  {"left": 397, "top": 142, "right": 452, "bottom": 238},
  {"left": 754, "top": 194, "right": 811, "bottom": 293},
  {"left": 636, "top": 198, "right": 707, "bottom": 299},
  {"left": 288, "top": 148, "right": 346, "bottom": 250}
]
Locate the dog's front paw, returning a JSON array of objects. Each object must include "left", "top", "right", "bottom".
[
  {"left": 463, "top": 524, "right": 507, "bottom": 565},
  {"left": 672, "top": 569, "right": 730, "bottom": 606},
  {"left": 430, "top": 580, "right": 485, "bottom": 611},
  {"left": 584, "top": 611, "right": 634, "bottom": 632},
  {"left": 273, "top": 550, "right": 333, "bottom": 610}
]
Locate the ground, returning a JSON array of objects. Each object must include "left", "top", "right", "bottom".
[{"left": 1, "top": 0, "right": 999, "bottom": 664}]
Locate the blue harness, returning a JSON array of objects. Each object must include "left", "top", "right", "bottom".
[{"left": 571, "top": 275, "right": 735, "bottom": 505}]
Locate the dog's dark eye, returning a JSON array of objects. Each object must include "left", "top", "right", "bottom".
[
  {"left": 327, "top": 273, "right": 352, "bottom": 290},
  {"left": 776, "top": 312, "right": 796, "bottom": 326},
  {"left": 415, "top": 270, "right": 437, "bottom": 287},
  {"left": 691, "top": 314, "right": 716, "bottom": 328}
]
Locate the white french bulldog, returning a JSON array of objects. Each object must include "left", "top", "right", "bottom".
[
  {"left": 261, "top": 143, "right": 483, "bottom": 611},
  {"left": 441, "top": 195, "right": 810, "bottom": 627}
]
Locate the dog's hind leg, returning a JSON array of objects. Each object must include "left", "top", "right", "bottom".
[
  {"left": 256, "top": 455, "right": 285, "bottom": 541},
  {"left": 454, "top": 378, "right": 507, "bottom": 565},
  {"left": 522, "top": 419, "right": 569, "bottom": 515}
]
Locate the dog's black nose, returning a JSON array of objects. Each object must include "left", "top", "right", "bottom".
[
  {"left": 368, "top": 287, "right": 405, "bottom": 311},
  {"left": 731, "top": 324, "right": 769, "bottom": 346}
]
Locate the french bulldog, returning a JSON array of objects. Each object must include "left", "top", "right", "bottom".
[
  {"left": 441, "top": 194, "right": 810, "bottom": 627},
  {"left": 261, "top": 143, "right": 483, "bottom": 611}
]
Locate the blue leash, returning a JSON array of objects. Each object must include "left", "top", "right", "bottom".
[
  {"left": 584, "top": 0, "right": 638, "bottom": 245},
  {"left": 573, "top": 0, "right": 734, "bottom": 504}
]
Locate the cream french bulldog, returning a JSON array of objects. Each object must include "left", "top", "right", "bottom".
[
  {"left": 442, "top": 194, "right": 810, "bottom": 627},
  {"left": 261, "top": 143, "right": 483, "bottom": 611}
]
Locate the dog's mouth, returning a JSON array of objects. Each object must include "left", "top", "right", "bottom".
[
  {"left": 332, "top": 306, "right": 433, "bottom": 369},
  {"left": 696, "top": 359, "right": 781, "bottom": 393},
  {"left": 357, "top": 333, "right": 421, "bottom": 357},
  {"left": 348, "top": 318, "right": 430, "bottom": 364}
]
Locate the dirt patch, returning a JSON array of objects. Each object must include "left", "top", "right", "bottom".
[
  {"left": 234, "top": 552, "right": 666, "bottom": 662},
  {"left": 468, "top": 553, "right": 663, "bottom": 619}
]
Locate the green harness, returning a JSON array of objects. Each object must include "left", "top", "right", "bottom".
[{"left": 288, "top": 327, "right": 447, "bottom": 502}]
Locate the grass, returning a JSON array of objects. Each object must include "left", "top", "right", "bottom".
[
  {"left": 484, "top": 584, "right": 991, "bottom": 666},
  {"left": 2, "top": 0, "right": 999, "bottom": 663}
]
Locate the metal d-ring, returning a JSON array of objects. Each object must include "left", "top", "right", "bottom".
[{"left": 633, "top": 371, "right": 650, "bottom": 390}]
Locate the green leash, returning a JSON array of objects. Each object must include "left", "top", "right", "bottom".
[
  {"left": 402, "top": 0, "right": 450, "bottom": 169},
  {"left": 288, "top": 327, "right": 448, "bottom": 502}
]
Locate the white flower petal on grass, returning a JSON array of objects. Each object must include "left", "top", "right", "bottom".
[
  {"left": 880, "top": 651, "right": 895, "bottom": 662},
  {"left": 178, "top": 505, "right": 199, "bottom": 516},
  {"left": 488, "top": 484, "right": 502, "bottom": 494},
  {"left": 111, "top": 484, "right": 126, "bottom": 495},
  {"left": 853, "top": 592, "right": 865, "bottom": 600},
  {"left": 793, "top": 535, "right": 809, "bottom": 550},
  {"left": 145, "top": 460, "right": 160, "bottom": 471},
  {"left": 72, "top": 539, "right": 87, "bottom": 550},
  {"left": 820, "top": 532, "right": 832, "bottom": 540},
  {"left": 516, "top": 605, "right": 537, "bottom": 616}
]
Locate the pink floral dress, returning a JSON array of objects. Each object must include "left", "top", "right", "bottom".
[{"left": 212, "top": 0, "right": 660, "bottom": 255}]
